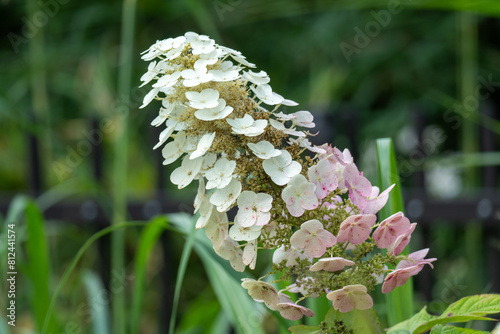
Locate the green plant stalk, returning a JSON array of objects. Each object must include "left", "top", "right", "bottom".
[
  {"left": 459, "top": 12, "right": 478, "bottom": 188},
  {"left": 111, "top": 0, "right": 137, "bottom": 333},
  {"left": 459, "top": 12, "right": 484, "bottom": 298},
  {"left": 376, "top": 138, "right": 414, "bottom": 326}
]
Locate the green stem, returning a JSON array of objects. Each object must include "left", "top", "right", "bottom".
[
  {"left": 112, "top": 0, "right": 137, "bottom": 333},
  {"left": 459, "top": 11, "right": 483, "bottom": 298}
]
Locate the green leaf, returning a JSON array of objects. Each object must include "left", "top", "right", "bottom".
[
  {"left": 413, "top": 294, "right": 500, "bottom": 334},
  {"left": 130, "top": 216, "right": 168, "bottom": 334},
  {"left": 388, "top": 306, "right": 437, "bottom": 333},
  {"left": 288, "top": 324, "right": 321, "bottom": 333},
  {"left": 376, "top": 138, "right": 414, "bottom": 326},
  {"left": 82, "top": 270, "right": 111, "bottom": 334},
  {"left": 443, "top": 294, "right": 500, "bottom": 317},
  {"left": 170, "top": 213, "right": 267, "bottom": 334},
  {"left": 324, "top": 307, "right": 383, "bottom": 334},
  {"left": 42, "top": 221, "right": 150, "bottom": 334},
  {"left": 429, "top": 324, "right": 490, "bottom": 334},
  {"left": 177, "top": 288, "right": 222, "bottom": 333},
  {"left": 25, "top": 202, "right": 58, "bottom": 332}
]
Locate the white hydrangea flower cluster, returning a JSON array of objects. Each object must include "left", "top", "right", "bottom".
[{"left": 141, "top": 32, "right": 435, "bottom": 322}]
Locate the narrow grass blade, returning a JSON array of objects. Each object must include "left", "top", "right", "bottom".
[
  {"left": 82, "top": 270, "right": 111, "bottom": 334},
  {"left": 376, "top": 138, "right": 414, "bottom": 326},
  {"left": 169, "top": 215, "right": 197, "bottom": 334},
  {"left": 130, "top": 217, "right": 168, "bottom": 334},
  {"left": 25, "top": 202, "right": 59, "bottom": 333},
  {"left": 42, "top": 222, "right": 149, "bottom": 334}
]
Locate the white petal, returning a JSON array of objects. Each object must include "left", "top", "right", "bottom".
[
  {"left": 140, "top": 87, "right": 159, "bottom": 109},
  {"left": 190, "top": 132, "right": 216, "bottom": 159},
  {"left": 247, "top": 141, "right": 281, "bottom": 159},
  {"left": 210, "top": 179, "right": 242, "bottom": 212}
]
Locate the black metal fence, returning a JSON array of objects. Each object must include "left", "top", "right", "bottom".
[{"left": 1, "top": 104, "right": 499, "bottom": 330}]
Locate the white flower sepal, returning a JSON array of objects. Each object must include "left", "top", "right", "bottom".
[
  {"left": 226, "top": 114, "right": 267, "bottom": 137},
  {"left": 170, "top": 155, "right": 203, "bottom": 189},
  {"left": 204, "top": 211, "right": 229, "bottom": 250},
  {"left": 214, "top": 238, "right": 245, "bottom": 272},
  {"left": 209, "top": 62, "right": 240, "bottom": 82},
  {"left": 247, "top": 141, "right": 281, "bottom": 159},
  {"left": 151, "top": 101, "right": 175, "bottom": 127},
  {"left": 140, "top": 87, "right": 159, "bottom": 109},
  {"left": 181, "top": 68, "right": 213, "bottom": 87},
  {"left": 292, "top": 111, "right": 315, "bottom": 128},
  {"left": 243, "top": 240, "right": 257, "bottom": 269},
  {"left": 205, "top": 158, "right": 237, "bottom": 189},
  {"left": 250, "top": 84, "right": 283, "bottom": 105},
  {"left": 162, "top": 132, "right": 186, "bottom": 165},
  {"left": 229, "top": 218, "right": 263, "bottom": 241},
  {"left": 242, "top": 70, "right": 270, "bottom": 85},
  {"left": 194, "top": 99, "right": 233, "bottom": 121},
  {"left": 235, "top": 191, "right": 273, "bottom": 227},
  {"left": 209, "top": 178, "right": 242, "bottom": 212},
  {"left": 262, "top": 150, "right": 302, "bottom": 186},
  {"left": 186, "top": 89, "right": 220, "bottom": 109},
  {"left": 152, "top": 71, "right": 181, "bottom": 89},
  {"left": 190, "top": 132, "right": 216, "bottom": 160},
  {"left": 153, "top": 120, "right": 179, "bottom": 150}
]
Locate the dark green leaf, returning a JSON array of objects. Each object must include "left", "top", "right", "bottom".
[
  {"left": 324, "top": 307, "right": 383, "bottom": 334},
  {"left": 25, "top": 202, "right": 58, "bottom": 332}
]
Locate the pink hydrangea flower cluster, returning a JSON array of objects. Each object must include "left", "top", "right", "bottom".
[{"left": 141, "top": 32, "right": 436, "bottom": 321}]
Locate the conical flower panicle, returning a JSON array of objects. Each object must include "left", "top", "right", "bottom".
[{"left": 141, "top": 32, "right": 436, "bottom": 320}]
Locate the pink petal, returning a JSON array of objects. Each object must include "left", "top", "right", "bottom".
[
  {"left": 290, "top": 230, "right": 310, "bottom": 249},
  {"left": 388, "top": 223, "right": 417, "bottom": 255},
  {"left": 316, "top": 230, "right": 337, "bottom": 247},
  {"left": 337, "top": 214, "right": 376, "bottom": 244}
]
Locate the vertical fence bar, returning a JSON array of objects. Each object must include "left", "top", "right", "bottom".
[
  {"left": 91, "top": 118, "right": 111, "bottom": 291},
  {"left": 28, "top": 113, "right": 42, "bottom": 197},
  {"left": 480, "top": 102, "right": 499, "bottom": 293},
  {"left": 111, "top": 1, "right": 137, "bottom": 332}
]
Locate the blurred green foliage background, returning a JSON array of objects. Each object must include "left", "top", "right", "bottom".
[{"left": 1, "top": 0, "right": 500, "bottom": 333}]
